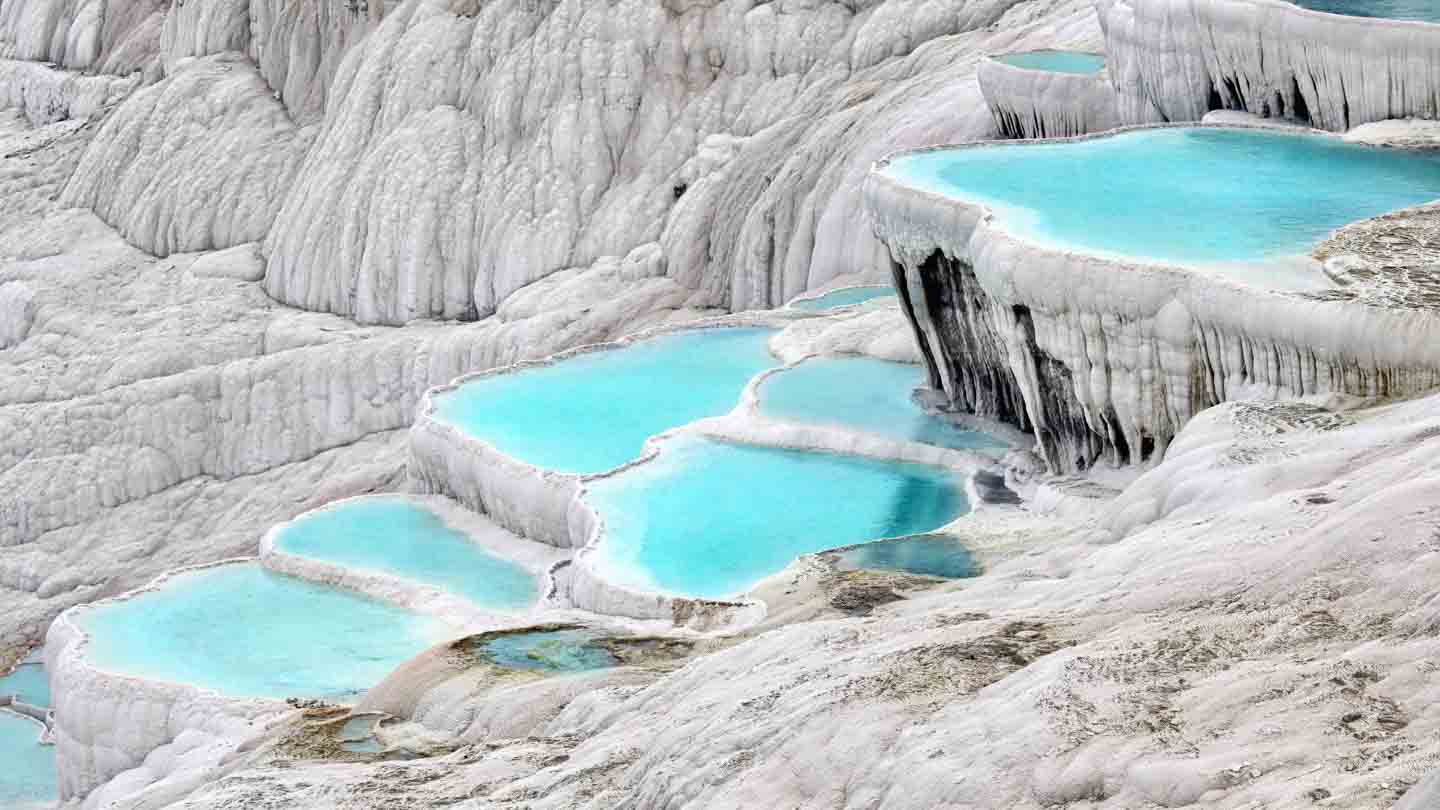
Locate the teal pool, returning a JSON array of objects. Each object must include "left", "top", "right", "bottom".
[
  {"left": 79, "top": 564, "right": 451, "bottom": 700},
  {"left": 273, "top": 497, "right": 537, "bottom": 610},
  {"left": 1291, "top": 0, "right": 1440, "bottom": 22},
  {"left": 994, "top": 50, "right": 1106, "bottom": 75},
  {"left": 758, "top": 357, "right": 1008, "bottom": 454},
  {"left": 831, "top": 534, "right": 978, "bottom": 579},
  {"left": 0, "top": 711, "right": 55, "bottom": 809},
  {"left": 790, "top": 286, "right": 896, "bottom": 311},
  {"left": 587, "top": 437, "right": 969, "bottom": 598},
  {"left": 882, "top": 128, "right": 1440, "bottom": 278},
  {"left": 482, "top": 630, "right": 617, "bottom": 672},
  {"left": 0, "top": 662, "right": 48, "bottom": 707},
  {"left": 433, "top": 328, "right": 777, "bottom": 475}
]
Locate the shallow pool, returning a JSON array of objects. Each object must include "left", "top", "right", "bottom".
[
  {"left": 0, "top": 662, "right": 48, "bottom": 707},
  {"left": 993, "top": 50, "right": 1105, "bottom": 75},
  {"left": 831, "top": 534, "right": 978, "bottom": 579},
  {"left": 1290, "top": 0, "right": 1440, "bottom": 22},
  {"left": 882, "top": 128, "right": 1440, "bottom": 278},
  {"left": 790, "top": 286, "right": 896, "bottom": 311},
  {"left": 79, "top": 564, "right": 451, "bottom": 700},
  {"left": 0, "top": 711, "right": 55, "bottom": 809},
  {"left": 758, "top": 357, "right": 1008, "bottom": 454},
  {"left": 587, "top": 437, "right": 969, "bottom": 598},
  {"left": 273, "top": 498, "right": 536, "bottom": 610},
  {"left": 482, "top": 630, "right": 617, "bottom": 672},
  {"left": 433, "top": 328, "right": 777, "bottom": 475}
]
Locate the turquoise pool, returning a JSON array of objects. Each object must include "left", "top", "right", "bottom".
[
  {"left": 587, "top": 437, "right": 969, "bottom": 598},
  {"left": 790, "top": 286, "right": 896, "bottom": 311},
  {"left": 79, "top": 564, "right": 451, "bottom": 700},
  {"left": 273, "top": 497, "right": 536, "bottom": 610},
  {"left": 0, "top": 662, "right": 48, "bottom": 707},
  {"left": 482, "top": 630, "right": 617, "bottom": 672},
  {"left": 831, "top": 534, "right": 978, "bottom": 579},
  {"left": 882, "top": 128, "right": 1440, "bottom": 279},
  {"left": 994, "top": 50, "right": 1106, "bottom": 75},
  {"left": 433, "top": 328, "right": 777, "bottom": 475},
  {"left": 0, "top": 711, "right": 55, "bottom": 809},
  {"left": 1291, "top": 0, "right": 1440, "bottom": 22},
  {"left": 758, "top": 357, "right": 1008, "bottom": 454}
]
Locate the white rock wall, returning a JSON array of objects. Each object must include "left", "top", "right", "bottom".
[{"left": 977, "top": 54, "right": 1120, "bottom": 138}]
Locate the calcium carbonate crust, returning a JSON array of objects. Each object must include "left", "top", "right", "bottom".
[
  {"left": 976, "top": 51, "right": 1119, "bottom": 139},
  {"left": 865, "top": 122, "right": 1440, "bottom": 472}
]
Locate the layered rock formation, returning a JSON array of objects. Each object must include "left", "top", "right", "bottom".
[{"left": 977, "top": 52, "right": 1119, "bottom": 138}]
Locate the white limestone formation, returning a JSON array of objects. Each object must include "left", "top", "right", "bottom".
[
  {"left": 977, "top": 52, "right": 1119, "bottom": 138},
  {"left": 1095, "top": 0, "right": 1440, "bottom": 131},
  {"left": 0, "top": 0, "right": 165, "bottom": 74}
]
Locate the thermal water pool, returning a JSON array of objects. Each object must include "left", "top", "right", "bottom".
[
  {"left": 79, "top": 564, "right": 452, "bottom": 700},
  {"left": 830, "top": 534, "right": 979, "bottom": 579},
  {"left": 272, "top": 497, "right": 537, "bottom": 609},
  {"left": 1290, "top": 0, "right": 1440, "bottom": 22},
  {"left": 482, "top": 630, "right": 617, "bottom": 672},
  {"left": 432, "top": 327, "right": 777, "bottom": 475},
  {"left": 881, "top": 127, "right": 1440, "bottom": 282},
  {"left": 0, "top": 661, "right": 49, "bottom": 707},
  {"left": 993, "top": 50, "right": 1106, "bottom": 74},
  {"left": 0, "top": 711, "right": 55, "bottom": 808},
  {"left": 789, "top": 286, "right": 896, "bottom": 311},
  {"left": 586, "top": 436, "right": 969, "bottom": 598},
  {"left": 758, "top": 357, "right": 1009, "bottom": 454}
]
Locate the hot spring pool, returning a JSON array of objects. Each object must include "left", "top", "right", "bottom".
[
  {"left": 881, "top": 128, "right": 1440, "bottom": 282},
  {"left": 0, "top": 711, "right": 55, "bottom": 809},
  {"left": 586, "top": 436, "right": 969, "bottom": 598},
  {"left": 432, "top": 327, "right": 777, "bottom": 475},
  {"left": 758, "top": 357, "right": 1008, "bottom": 454},
  {"left": 993, "top": 50, "right": 1105, "bottom": 74},
  {"left": 790, "top": 286, "right": 896, "bottom": 311},
  {"left": 831, "top": 534, "right": 978, "bottom": 579},
  {"left": 1290, "top": 0, "right": 1440, "bottom": 22},
  {"left": 78, "top": 564, "right": 451, "bottom": 700},
  {"left": 0, "top": 662, "right": 49, "bottom": 707},
  {"left": 481, "top": 630, "right": 617, "bottom": 672},
  {"left": 272, "top": 497, "right": 537, "bottom": 610}
]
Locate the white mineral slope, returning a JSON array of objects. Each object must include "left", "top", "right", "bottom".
[
  {"left": 1095, "top": 0, "right": 1440, "bottom": 131},
  {"left": 864, "top": 128, "right": 1440, "bottom": 473},
  {"left": 135, "top": 392, "right": 1440, "bottom": 809},
  {"left": 0, "top": 57, "right": 137, "bottom": 125},
  {"left": 977, "top": 53, "right": 1119, "bottom": 138},
  {"left": 260, "top": 0, "right": 1103, "bottom": 324},
  {"left": 0, "top": 0, "right": 165, "bottom": 74}
]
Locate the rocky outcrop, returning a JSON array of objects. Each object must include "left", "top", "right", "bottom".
[
  {"left": 1095, "top": 0, "right": 1440, "bottom": 131},
  {"left": 977, "top": 52, "right": 1119, "bottom": 138}
]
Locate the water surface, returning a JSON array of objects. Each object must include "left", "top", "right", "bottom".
[
  {"left": 434, "top": 328, "right": 776, "bottom": 475},
  {"left": 483, "top": 630, "right": 617, "bottom": 672},
  {"left": 0, "top": 663, "right": 48, "bottom": 707},
  {"left": 80, "top": 564, "right": 450, "bottom": 700},
  {"left": 1291, "top": 0, "right": 1440, "bottom": 22},
  {"left": 587, "top": 437, "right": 969, "bottom": 598},
  {"left": 790, "top": 286, "right": 896, "bottom": 311},
  {"left": 274, "top": 497, "right": 536, "bottom": 610},
  {"left": 882, "top": 128, "right": 1440, "bottom": 282},
  {"left": 994, "top": 50, "right": 1105, "bottom": 74},
  {"left": 0, "top": 711, "right": 55, "bottom": 809},
  {"left": 831, "top": 534, "right": 978, "bottom": 579}
]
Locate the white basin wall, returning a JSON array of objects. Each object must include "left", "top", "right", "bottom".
[
  {"left": 977, "top": 55, "right": 1121, "bottom": 139},
  {"left": 1095, "top": 0, "right": 1440, "bottom": 130}
]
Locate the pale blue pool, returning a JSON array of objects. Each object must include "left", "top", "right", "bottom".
[
  {"left": 587, "top": 437, "right": 969, "bottom": 598},
  {"left": 831, "top": 534, "right": 978, "bottom": 579},
  {"left": 273, "top": 498, "right": 536, "bottom": 610},
  {"left": 882, "top": 128, "right": 1440, "bottom": 279},
  {"left": 433, "top": 328, "right": 777, "bottom": 475},
  {"left": 80, "top": 564, "right": 451, "bottom": 700},
  {"left": 1291, "top": 0, "right": 1440, "bottom": 22},
  {"left": 482, "top": 630, "right": 617, "bottom": 672},
  {"left": 0, "top": 662, "right": 49, "bottom": 707},
  {"left": 790, "top": 286, "right": 896, "bottom": 311},
  {"left": 758, "top": 357, "right": 1008, "bottom": 454},
  {"left": 994, "top": 50, "right": 1105, "bottom": 75},
  {"left": 0, "top": 711, "right": 55, "bottom": 809}
]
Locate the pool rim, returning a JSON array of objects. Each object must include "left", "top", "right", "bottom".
[
  {"left": 785, "top": 283, "right": 898, "bottom": 311},
  {"left": 983, "top": 48, "right": 1109, "bottom": 76}
]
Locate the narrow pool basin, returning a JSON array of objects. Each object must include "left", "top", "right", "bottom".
[
  {"left": 830, "top": 533, "right": 978, "bottom": 579},
  {"left": 78, "top": 564, "right": 452, "bottom": 701},
  {"left": 789, "top": 286, "right": 896, "bottom": 311},
  {"left": 586, "top": 436, "right": 970, "bottom": 599},
  {"left": 272, "top": 497, "right": 537, "bottom": 610},
  {"left": 432, "top": 327, "right": 777, "bottom": 475},
  {"left": 1290, "top": 0, "right": 1440, "bottom": 22},
  {"left": 0, "top": 711, "right": 55, "bottom": 809},
  {"left": 993, "top": 50, "right": 1106, "bottom": 74},
  {"left": 481, "top": 630, "right": 618, "bottom": 672},
  {"left": 0, "top": 662, "right": 49, "bottom": 707},
  {"left": 758, "top": 357, "right": 1008, "bottom": 454},
  {"left": 881, "top": 128, "right": 1440, "bottom": 285}
]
